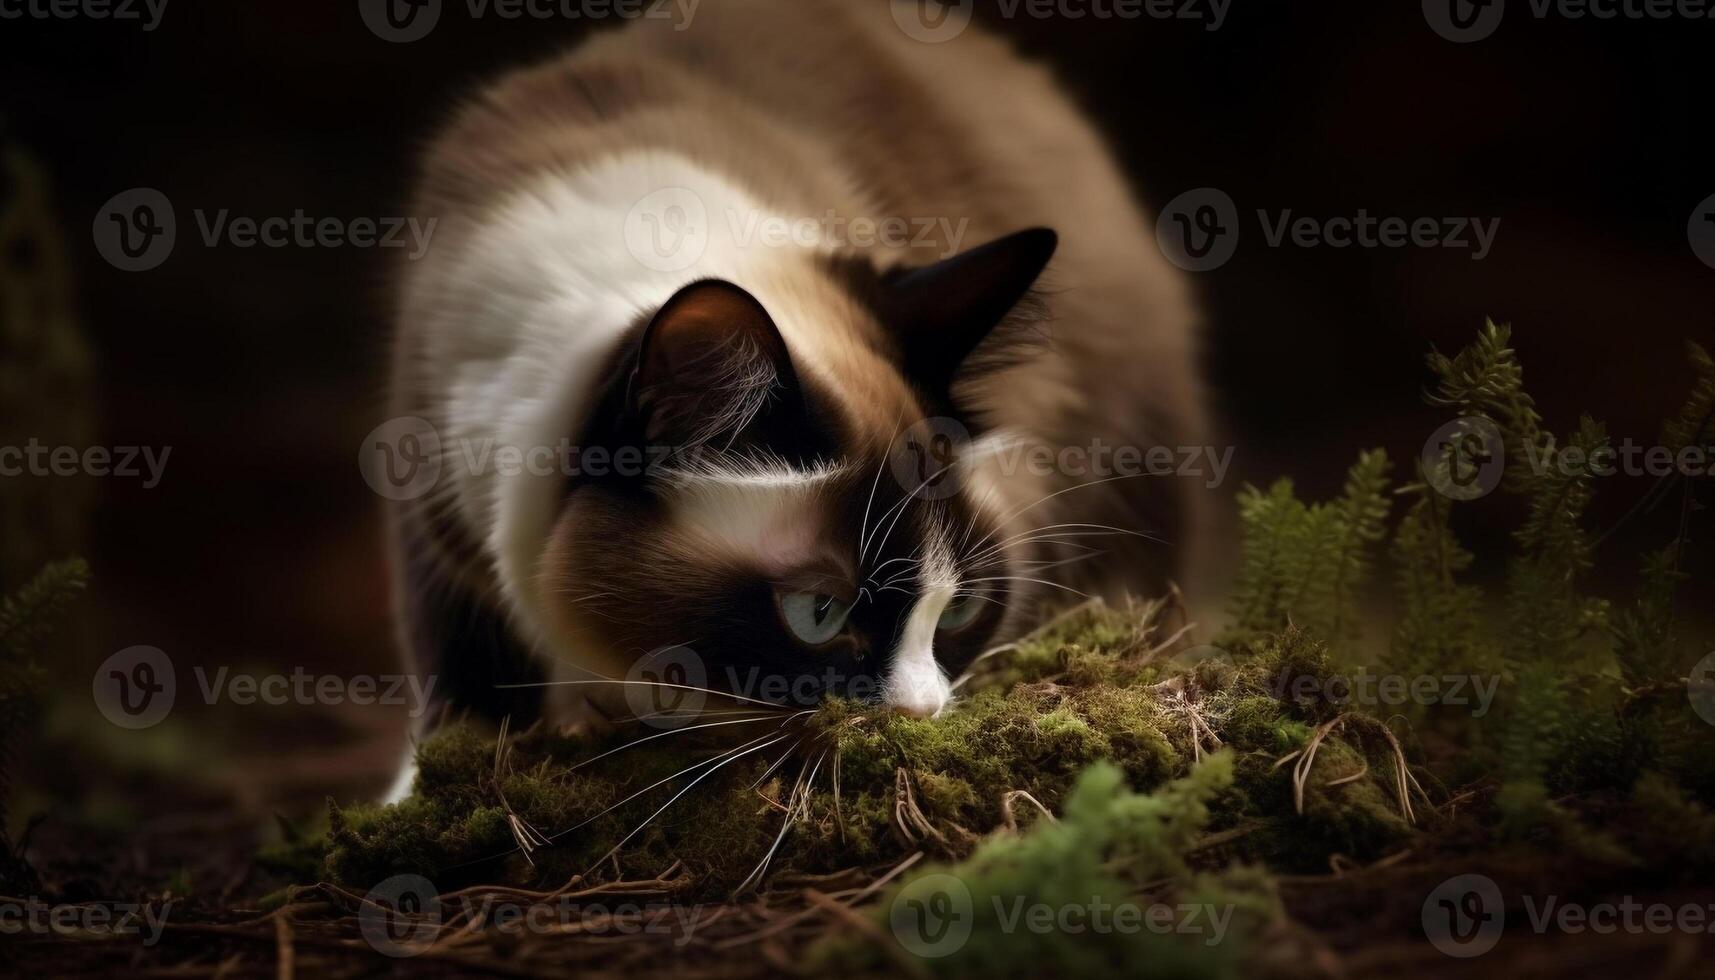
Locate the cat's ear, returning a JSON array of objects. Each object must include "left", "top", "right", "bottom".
[
  {"left": 879, "top": 227, "right": 1057, "bottom": 395},
  {"left": 628, "top": 279, "right": 798, "bottom": 446}
]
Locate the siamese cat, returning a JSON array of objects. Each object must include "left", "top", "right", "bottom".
[{"left": 384, "top": 0, "right": 1210, "bottom": 798}]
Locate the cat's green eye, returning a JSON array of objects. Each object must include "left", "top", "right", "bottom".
[
  {"left": 937, "top": 594, "right": 982, "bottom": 632},
  {"left": 779, "top": 592, "right": 852, "bottom": 646}
]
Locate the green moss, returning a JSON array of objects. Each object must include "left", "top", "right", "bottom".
[
  {"left": 317, "top": 601, "right": 1427, "bottom": 900},
  {"left": 820, "top": 755, "right": 1268, "bottom": 979}
]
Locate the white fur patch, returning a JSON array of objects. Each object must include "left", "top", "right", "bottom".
[
  {"left": 408, "top": 151, "right": 849, "bottom": 665},
  {"left": 882, "top": 532, "right": 958, "bottom": 717},
  {"left": 659, "top": 458, "right": 848, "bottom": 573}
]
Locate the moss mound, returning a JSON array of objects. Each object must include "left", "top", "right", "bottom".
[{"left": 321, "top": 600, "right": 1423, "bottom": 899}]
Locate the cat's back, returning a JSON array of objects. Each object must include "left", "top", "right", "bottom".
[{"left": 396, "top": 1, "right": 1211, "bottom": 604}]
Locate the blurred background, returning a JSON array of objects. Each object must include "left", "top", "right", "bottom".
[{"left": 0, "top": 0, "right": 1710, "bottom": 834}]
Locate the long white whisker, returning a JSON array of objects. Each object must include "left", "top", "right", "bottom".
[
  {"left": 865, "top": 447, "right": 986, "bottom": 565},
  {"left": 967, "top": 474, "right": 1164, "bottom": 557},
  {"left": 735, "top": 748, "right": 827, "bottom": 894},
  {"left": 555, "top": 729, "right": 787, "bottom": 840},
  {"left": 750, "top": 736, "right": 806, "bottom": 790},
  {"left": 583, "top": 732, "right": 796, "bottom": 875},
  {"left": 965, "top": 522, "right": 1160, "bottom": 566},
  {"left": 961, "top": 575, "right": 1092, "bottom": 599},
  {"left": 567, "top": 712, "right": 806, "bottom": 773},
  {"left": 495, "top": 677, "right": 787, "bottom": 710},
  {"left": 857, "top": 409, "right": 908, "bottom": 558}
]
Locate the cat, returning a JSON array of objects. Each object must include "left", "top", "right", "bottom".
[{"left": 383, "top": 0, "right": 1211, "bottom": 798}]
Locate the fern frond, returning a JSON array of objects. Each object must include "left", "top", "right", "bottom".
[
  {"left": 1425, "top": 321, "right": 1551, "bottom": 494},
  {"left": 1660, "top": 341, "right": 1715, "bottom": 453}
]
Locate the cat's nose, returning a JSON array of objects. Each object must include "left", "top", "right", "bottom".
[
  {"left": 887, "top": 695, "right": 943, "bottom": 719},
  {"left": 882, "top": 668, "right": 950, "bottom": 718}
]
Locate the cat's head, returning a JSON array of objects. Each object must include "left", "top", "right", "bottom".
[{"left": 543, "top": 229, "right": 1058, "bottom": 718}]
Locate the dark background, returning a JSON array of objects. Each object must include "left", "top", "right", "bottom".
[{"left": 1, "top": 0, "right": 1711, "bottom": 805}]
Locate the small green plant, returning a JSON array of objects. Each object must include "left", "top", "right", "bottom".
[
  {"left": 1227, "top": 449, "right": 1392, "bottom": 648},
  {"left": 0, "top": 558, "right": 89, "bottom": 893}
]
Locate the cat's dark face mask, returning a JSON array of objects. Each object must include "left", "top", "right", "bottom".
[{"left": 541, "top": 229, "right": 1058, "bottom": 718}]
